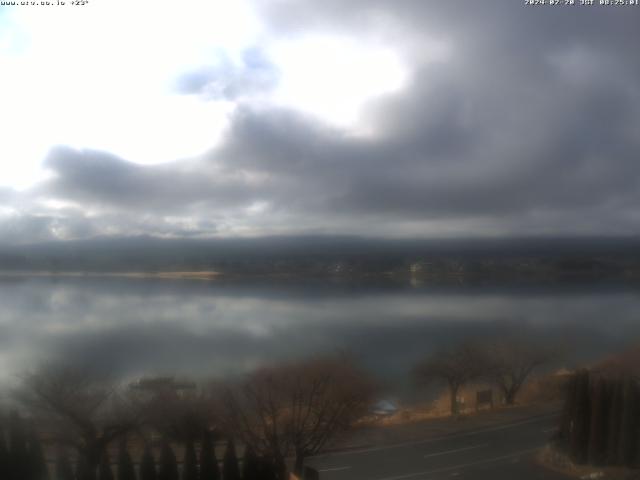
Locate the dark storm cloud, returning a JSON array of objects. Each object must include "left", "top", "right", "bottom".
[
  {"left": 40, "top": 145, "right": 270, "bottom": 212},
  {"left": 9, "top": 1, "right": 640, "bottom": 240},
  {"left": 212, "top": 65, "right": 639, "bottom": 224},
  {"left": 224, "top": 0, "right": 640, "bottom": 232}
]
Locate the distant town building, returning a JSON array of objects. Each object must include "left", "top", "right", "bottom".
[{"left": 130, "top": 376, "right": 196, "bottom": 397}]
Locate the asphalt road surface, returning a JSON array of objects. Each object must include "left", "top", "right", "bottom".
[{"left": 306, "top": 413, "right": 570, "bottom": 480}]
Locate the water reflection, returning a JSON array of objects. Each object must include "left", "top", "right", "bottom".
[{"left": 0, "top": 276, "right": 639, "bottom": 389}]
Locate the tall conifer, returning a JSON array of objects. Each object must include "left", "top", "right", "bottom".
[
  {"left": 117, "top": 440, "right": 137, "bottom": 480},
  {"left": 587, "top": 377, "right": 608, "bottom": 466},
  {"left": 569, "top": 370, "right": 591, "bottom": 464},
  {"left": 140, "top": 445, "right": 157, "bottom": 480},
  {"left": 99, "top": 452, "right": 115, "bottom": 480},
  {"left": 54, "top": 450, "right": 74, "bottom": 480},
  {"left": 199, "top": 432, "right": 219, "bottom": 480},
  {"left": 158, "top": 441, "right": 179, "bottom": 480},
  {"left": 222, "top": 440, "right": 240, "bottom": 480},
  {"left": 606, "top": 378, "right": 624, "bottom": 465},
  {"left": 618, "top": 375, "right": 639, "bottom": 467},
  {"left": 183, "top": 440, "right": 198, "bottom": 480}
]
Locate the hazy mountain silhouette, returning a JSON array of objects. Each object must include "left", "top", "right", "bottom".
[{"left": 0, "top": 235, "right": 639, "bottom": 278}]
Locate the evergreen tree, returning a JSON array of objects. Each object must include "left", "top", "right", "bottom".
[
  {"left": 256, "top": 457, "right": 276, "bottom": 480},
  {"left": 140, "top": 445, "right": 157, "bottom": 480},
  {"left": 302, "top": 467, "right": 319, "bottom": 480},
  {"left": 272, "top": 456, "right": 287, "bottom": 480},
  {"left": 76, "top": 453, "right": 95, "bottom": 480},
  {"left": 606, "top": 378, "right": 624, "bottom": 465},
  {"left": 199, "top": 432, "right": 219, "bottom": 480},
  {"left": 0, "top": 427, "right": 9, "bottom": 480},
  {"left": 587, "top": 377, "right": 608, "bottom": 466},
  {"left": 183, "top": 440, "right": 198, "bottom": 480},
  {"left": 242, "top": 445, "right": 259, "bottom": 480},
  {"left": 54, "top": 450, "right": 74, "bottom": 480},
  {"left": 157, "top": 441, "right": 179, "bottom": 480},
  {"left": 569, "top": 370, "right": 591, "bottom": 464},
  {"left": 99, "top": 452, "right": 115, "bottom": 480},
  {"left": 617, "top": 376, "right": 639, "bottom": 467},
  {"left": 8, "top": 411, "right": 30, "bottom": 480},
  {"left": 559, "top": 373, "right": 578, "bottom": 449},
  {"left": 117, "top": 440, "right": 137, "bottom": 480},
  {"left": 222, "top": 440, "right": 240, "bottom": 480},
  {"left": 27, "top": 427, "right": 49, "bottom": 480}
]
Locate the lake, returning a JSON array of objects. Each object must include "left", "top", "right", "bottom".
[{"left": 1, "top": 276, "right": 639, "bottom": 393}]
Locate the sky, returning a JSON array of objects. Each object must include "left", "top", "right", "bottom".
[{"left": 0, "top": 0, "right": 639, "bottom": 244}]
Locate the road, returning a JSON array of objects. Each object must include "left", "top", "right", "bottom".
[{"left": 306, "top": 413, "right": 570, "bottom": 479}]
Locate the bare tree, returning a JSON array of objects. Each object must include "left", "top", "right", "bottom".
[
  {"left": 480, "top": 339, "right": 558, "bottom": 405},
  {"left": 18, "top": 366, "right": 139, "bottom": 480},
  {"left": 223, "top": 355, "right": 375, "bottom": 476},
  {"left": 128, "top": 376, "right": 215, "bottom": 443},
  {"left": 414, "top": 343, "right": 487, "bottom": 415}
]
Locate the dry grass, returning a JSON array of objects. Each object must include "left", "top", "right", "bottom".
[
  {"left": 360, "top": 383, "right": 499, "bottom": 427},
  {"left": 518, "top": 372, "right": 569, "bottom": 404},
  {"left": 536, "top": 445, "right": 639, "bottom": 480},
  {"left": 362, "top": 373, "right": 568, "bottom": 428}
]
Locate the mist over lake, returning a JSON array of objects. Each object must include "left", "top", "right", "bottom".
[{"left": 1, "top": 276, "right": 638, "bottom": 390}]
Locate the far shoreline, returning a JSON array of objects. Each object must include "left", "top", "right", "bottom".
[{"left": 0, "top": 270, "right": 222, "bottom": 281}]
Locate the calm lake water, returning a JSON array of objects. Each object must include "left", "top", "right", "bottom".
[{"left": 1, "top": 276, "right": 639, "bottom": 391}]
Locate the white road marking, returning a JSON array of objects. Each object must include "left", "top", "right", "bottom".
[
  {"left": 310, "top": 413, "right": 558, "bottom": 459},
  {"left": 318, "top": 466, "right": 352, "bottom": 473},
  {"left": 423, "top": 443, "right": 488, "bottom": 459},
  {"left": 373, "top": 448, "right": 541, "bottom": 480}
]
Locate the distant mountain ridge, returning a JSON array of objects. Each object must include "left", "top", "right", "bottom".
[{"left": 1, "top": 235, "right": 639, "bottom": 281}]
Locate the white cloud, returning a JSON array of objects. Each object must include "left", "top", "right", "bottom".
[
  {"left": 0, "top": 0, "right": 413, "bottom": 193},
  {"left": 268, "top": 35, "right": 408, "bottom": 131},
  {"left": 0, "top": 0, "right": 261, "bottom": 188}
]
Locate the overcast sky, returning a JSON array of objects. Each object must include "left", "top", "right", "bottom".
[{"left": 0, "top": 0, "right": 639, "bottom": 244}]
